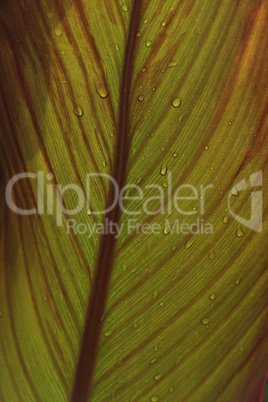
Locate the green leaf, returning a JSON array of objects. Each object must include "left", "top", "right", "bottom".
[{"left": 0, "top": 0, "right": 267, "bottom": 401}]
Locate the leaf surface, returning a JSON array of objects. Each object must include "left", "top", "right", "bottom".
[{"left": 0, "top": 0, "right": 268, "bottom": 401}]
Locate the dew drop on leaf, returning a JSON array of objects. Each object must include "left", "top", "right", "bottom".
[
  {"left": 150, "top": 357, "right": 157, "bottom": 364},
  {"left": 154, "top": 374, "right": 162, "bottom": 381},
  {"left": 87, "top": 209, "right": 91, "bottom": 216},
  {"left": 235, "top": 278, "right": 241, "bottom": 286},
  {"left": 136, "top": 31, "right": 142, "bottom": 38},
  {"left": 161, "top": 21, "right": 167, "bottom": 27},
  {"left": 185, "top": 239, "right": 194, "bottom": 249},
  {"left": 46, "top": 11, "right": 54, "bottom": 19},
  {"left": 152, "top": 290, "right": 159, "bottom": 299},
  {"left": 171, "top": 97, "right": 181, "bottom": 108},
  {"left": 160, "top": 164, "right": 167, "bottom": 176},
  {"left": 145, "top": 40, "right": 152, "bottom": 48},
  {"left": 141, "top": 67, "right": 146, "bottom": 73},
  {"left": 236, "top": 228, "right": 244, "bottom": 238},
  {"left": 209, "top": 293, "right": 216, "bottom": 300},
  {"left": 204, "top": 145, "right": 209, "bottom": 150},
  {"left": 159, "top": 301, "right": 165, "bottom": 307},
  {"left": 54, "top": 28, "right": 63, "bottom": 37},
  {"left": 201, "top": 317, "right": 210, "bottom": 325},
  {"left": 133, "top": 320, "right": 140, "bottom": 329},
  {"left": 168, "top": 61, "right": 177, "bottom": 68},
  {"left": 121, "top": 4, "right": 129, "bottom": 12},
  {"left": 104, "top": 330, "right": 112, "bottom": 337},
  {"left": 115, "top": 45, "right": 119, "bottom": 51},
  {"left": 171, "top": 245, "right": 177, "bottom": 251},
  {"left": 222, "top": 215, "right": 229, "bottom": 224},
  {"left": 172, "top": 152, "right": 178, "bottom": 158},
  {"left": 231, "top": 187, "right": 239, "bottom": 196},
  {"left": 162, "top": 182, "right": 167, "bottom": 188},
  {"left": 163, "top": 224, "right": 170, "bottom": 235},
  {"left": 143, "top": 18, "right": 148, "bottom": 24},
  {"left": 97, "top": 86, "right": 109, "bottom": 99},
  {"left": 138, "top": 94, "right": 144, "bottom": 102},
  {"left": 209, "top": 252, "right": 215, "bottom": 260},
  {"left": 151, "top": 396, "right": 159, "bottom": 402},
  {"left": 73, "top": 104, "right": 83, "bottom": 117}
]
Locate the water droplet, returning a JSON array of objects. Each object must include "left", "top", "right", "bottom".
[
  {"left": 169, "top": 387, "right": 174, "bottom": 393},
  {"left": 236, "top": 228, "right": 244, "bottom": 238},
  {"left": 54, "top": 28, "right": 63, "bottom": 37},
  {"left": 47, "top": 11, "right": 54, "bottom": 19},
  {"left": 209, "top": 252, "right": 215, "bottom": 260},
  {"left": 235, "top": 278, "right": 241, "bottom": 286},
  {"left": 143, "top": 18, "right": 148, "bottom": 24},
  {"left": 222, "top": 216, "right": 229, "bottom": 224},
  {"left": 210, "top": 166, "right": 214, "bottom": 170},
  {"left": 231, "top": 187, "right": 239, "bottom": 196},
  {"left": 138, "top": 94, "right": 144, "bottom": 102},
  {"left": 171, "top": 245, "right": 177, "bottom": 251},
  {"left": 209, "top": 293, "right": 216, "bottom": 300},
  {"left": 104, "top": 330, "right": 112, "bottom": 337},
  {"left": 229, "top": 121, "right": 232, "bottom": 125},
  {"left": 102, "top": 161, "right": 106, "bottom": 168},
  {"left": 159, "top": 301, "right": 165, "bottom": 307},
  {"left": 172, "top": 152, "right": 178, "bottom": 158},
  {"left": 121, "top": 4, "right": 129, "bottom": 12},
  {"left": 161, "top": 146, "right": 165, "bottom": 152},
  {"left": 162, "top": 182, "right": 168, "bottom": 188},
  {"left": 73, "top": 104, "right": 83, "bottom": 117},
  {"left": 150, "top": 358, "right": 157, "bottom": 364},
  {"left": 145, "top": 40, "right": 152, "bottom": 48},
  {"left": 133, "top": 320, "right": 140, "bottom": 329},
  {"left": 152, "top": 290, "right": 159, "bottom": 298},
  {"left": 151, "top": 396, "right": 159, "bottom": 402},
  {"left": 201, "top": 317, "right": 210, "bottom": 325},
  {"left": 87, "top": 209, "right": 91, "bottom": 216},
  {"left": 97, "top": 86, "right": 109, "bottom": 99},
  {"left": 136, "top": 31, "right": 142, "bottom": 38},
  {"left": 168, "top": 61, "right": 177, "bottom": 68},
  {"left": 136, "top": 177, "right": 142, "bottom": 185},
  {"left": 154, "top": 374, "right": 162, "bottom": 381},
  {"left": 160, "top": 164, "right": 167, "bottom": 176},
  {"left": 185, "top": 239, "right": 194, "bottom": 249},
  {"left": 115, "top": 45, "right": 119, "bottom": 51},
  {"left": 152, "top": 87, "right": 156, "bottom": 92},
  {"left": 204, "top": 145, "right": 209, "bottom": 150},
  {"left": 163, "top": 224, "right": 170, "bottom": 235},
  {"left": 62, "top": 80, "right": 67, "bottom": 84},
  {"left": 161, "top": 21, "right": 167, "bottom": 27},
  {"left": 171, "top": 97, "right": 181, "bottom": 108},
  {"left": 141, "top": 67, "right": 146, "bottom": 73}
]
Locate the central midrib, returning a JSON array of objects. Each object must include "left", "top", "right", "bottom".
[{"left": 71, "top": 2, "right": 143, "bottom": 400}]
